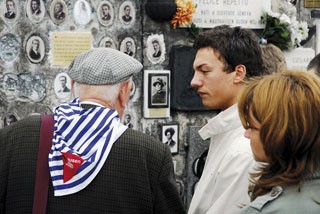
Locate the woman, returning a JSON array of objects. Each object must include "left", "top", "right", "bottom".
[{"left": 238, "top": 71, "right": 320, "bottom": 213}]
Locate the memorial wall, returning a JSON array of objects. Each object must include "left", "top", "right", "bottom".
[{"left": 0, "top": 0, "right": 316, "bottom": 208}]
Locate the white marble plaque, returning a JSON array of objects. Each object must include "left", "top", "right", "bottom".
[{"left": 192, "top": 0, "right": 271, "bottom": 28}]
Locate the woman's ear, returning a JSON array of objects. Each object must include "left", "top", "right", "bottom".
[{"left": 234, "top": 64, "right": 247, "bottom": 83}]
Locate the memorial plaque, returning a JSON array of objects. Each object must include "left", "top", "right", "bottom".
[
  {"left": 169, "top": 45, "right": 209, "bottom": 111},
  {"left": 305, "top": 0, "right": 320, "bottom": 8}
]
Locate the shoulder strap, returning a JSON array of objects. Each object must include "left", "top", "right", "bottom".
[{"left": 33, "top": 115, "right": 54, "bottom": 214}]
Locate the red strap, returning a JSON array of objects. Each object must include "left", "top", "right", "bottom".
[{"left": 33, "top": 115, "right": 54, "bottom": 214}]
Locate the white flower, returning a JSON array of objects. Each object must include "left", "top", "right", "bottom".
[{"left": 279, "top": 14, "right": 291, "bottom": 24}]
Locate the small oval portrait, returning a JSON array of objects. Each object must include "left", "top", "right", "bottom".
[
  {"left": 54, "top": 72, "right": 72, "bottom": 99},
  {"left": 119, "top": 1, "right": 135, "bottom": 25},
  {"left": 26, "top": 0, "right": 45, "bottom": 23},
  {"left": 146, "top": 34, "right": 165, "bottom": 64},
  {"left": 73, "top": 0, "right": 91, "bottom": 25},
  {"left": 1, "top": 0, "right": 19, "bottom": 23},
  {"left": 0, "top": 33, "right": 20, "bottom": 62},
  {"left": 97, "top": 1, "right": 114, "bottom": 27},
  {"left": 50, "top": 0, "right": 68, "bottom": 25},
  {"left": 120, "top": 37, "right": 136, "bottom": 57},
  {"left": 2, "top": 113, "right": 18, "bottom": 127},
  {"left": 26, "top": 35, "right": 45, "bottom": 64},
  {"left": 99, "top": 36, "right": 116, "bottom": 49}
]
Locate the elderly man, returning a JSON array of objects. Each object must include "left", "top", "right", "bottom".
[{"left": 0, "top": 48, "right": 185, "bottom": 213}]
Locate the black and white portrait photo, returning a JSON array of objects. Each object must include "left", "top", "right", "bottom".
[
  {"left": 99, "top": 36, "right": 116, "bottom": 49},
  {"left": 120, "top": 37, "right": 136, "bottom": 57},
  {"left": 161, "top": 124, "right": 179, "bottom": 154},
  {"left": 148, "top": 73, "right": 169, "bottom": 108},
  {"left": 3, "top": 113, "right": 18, "bottom": 127},
  {"left": 26, "top": 35, "right": 45, "bottom": 63},
  {"left": 2, "top": 0, "right": 19, "bottom": 22},
  {"left": 146, "top": 34, "right": 165, "bottom": 64},
  {"left": 50, "top": 0, "right": 67, "bottom": 25},
  {"left": 73, "top": 0, "right": 91, "bottom": 25},
  {"left": 119, "top": 1, "right": 135, "bottom": 25},
  {"left": 26, "top": 0, "right": 45, "bottom": 23},
  {"left": 97, "top": 1, "right": 114, "bottom": 26},
  {"left": 54, "top": 73, "right": 72, "bottom": 99}
]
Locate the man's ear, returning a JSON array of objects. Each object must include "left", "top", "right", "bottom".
[
  {"left": 119, "top": 81, "right": 131, "bottom": 108},
  {"left": 233, "top": 64, "right": 246, "bottom": 83},
  {"left": 70, "top": 80, "right": 75, "bottom": 97}
]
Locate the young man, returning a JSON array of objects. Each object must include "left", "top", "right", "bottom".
[
  {"left": 188, "top": 25, "right": 264, "bottom": 214},
  {"left": 4, "top": 0, "right": 16, "bottom": 19},
  {"left": 0, "top": 48, "right": 185, "bottom": 213}
]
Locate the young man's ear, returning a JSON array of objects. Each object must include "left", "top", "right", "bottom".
[{"left": 233, "top": 64, "right": 247, "bottom": 83}]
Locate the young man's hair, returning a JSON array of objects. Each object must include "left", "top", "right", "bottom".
[
  {"left": 260, "top": 43, "right": 287, "bottom": 75},
  {"left": 193, "top": 25, "right": 263, "bottom": 78}
]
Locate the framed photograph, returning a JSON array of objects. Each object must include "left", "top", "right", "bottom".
[
  {"left": 148, "top": 73, "right": 169, "bottom": 108},
  {"left": 161, "top": 124, "right": 179, "bottom": 154},
  {"left": 119, "top": 1, "right": 135, "bottom": 25},
  {"left": 26, "top": 35, "right": 45, "bottom": 64},
  {"left": 119, "top": 37, "right": 136, "bottom": 57},
  {"left": 2, "top": 113, "right": 18, "bottom": 127},
  {"left": 54, "top": 72, "right": 72, "bottom": 99},
  {"left": 99, "top": 36, "right": 116, "bottom": 49},
  {"left": 97, "top": 1, "right": 114, "bottom": 26},
  {"left": 50, "top": 0, "right": 68, "bottom": 25},
  {"left": 1, "top": 0, "right": 19, "bottom": 23},
  {"left": 146, "top": 34, "right": 165, "bottom": 64},
  {"left": 26, "top": 0, "right": 45, "bottom": 23}
]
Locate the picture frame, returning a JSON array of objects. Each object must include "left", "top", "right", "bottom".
[
  {"left": 119, "top": 1, "right": 135, "bottom": 25},
  {"left": 97, "top": 1, "right": 114, "bottom": 26},
  {"left": 26, "top": 0, "right": 46, "bottom": 23},
  {"left": 148, "top": 73, "right": 169, "bottom": 108},
  {"left": 143, "top": 70, "right": 170, "bottom": 118},
  {"left": 26, "top": 34, "right": 45, "bottom": 64},
  {"left": 50, "top": 0, "right": 68, "bottom": 25},
  {"left": 119, "top": 37, "right": 136, "bottom": 57},
  {"left": 161, "top": 123, "right": 179, "bottom": 154},
  {"left": 54, "top": 72, "right": 72, "bottom": 99},
  {"left": 1, "top": 0, "right": 19, "bottom": 23}
]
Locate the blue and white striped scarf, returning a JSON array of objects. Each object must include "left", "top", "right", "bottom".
[{"left": 49, "top": 98, "right": 127, "bottom": 196}]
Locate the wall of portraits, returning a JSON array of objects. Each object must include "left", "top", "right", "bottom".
[{"left": 0, "top": 0, "right": 307, "bottom": 209}]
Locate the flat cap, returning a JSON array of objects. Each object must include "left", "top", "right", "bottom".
[{"left": 68, "top": 48, "right": 143, "bottom": 85}]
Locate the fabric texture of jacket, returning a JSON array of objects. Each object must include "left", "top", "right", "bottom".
[
  {"left": 0, "top": 112, "right": 185, "bottom": 213},
  {"left": 240, "top": 172, "right": 320, "bottom": 213},
  {"left": 188, "top": 104, "right": 255, "bottom": 214}
]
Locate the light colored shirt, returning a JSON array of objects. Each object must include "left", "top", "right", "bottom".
[{"left": 188, "top": 104, "right": 254, "bottom": 214}]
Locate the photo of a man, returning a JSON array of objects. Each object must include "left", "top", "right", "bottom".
[
  {"left": 123, "top": 114, "right": 133, "bottom": 128},
  {"left": 122, "top": 5, "right": 132, "bottom": 22},
  {"left": 57, "top": 75, "right": 71, "bottom": 93},
  {"left": 53, "top": 1, "right": 65, "bottom": 20},
  {"left": 152, "top": 40, "right": 161, "bottom": 58},
  {"left": 4, "top": 0, "right": 16, "bottom": 19},
  {"left": 3, "top": 114, "right": 17, "bottom": 127},
  {"left": 124, "top": 40, "right": 134, "bottom": 56},
  {"left": 101, "top": 3, "right": 111, "bottom": 21},
  {"left": 29, "top": 38, "right": 41, "bottom": 60}
]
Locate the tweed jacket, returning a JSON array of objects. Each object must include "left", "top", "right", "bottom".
[{"left": 0, "top": 115, "right": 185, "bottom": 214}]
